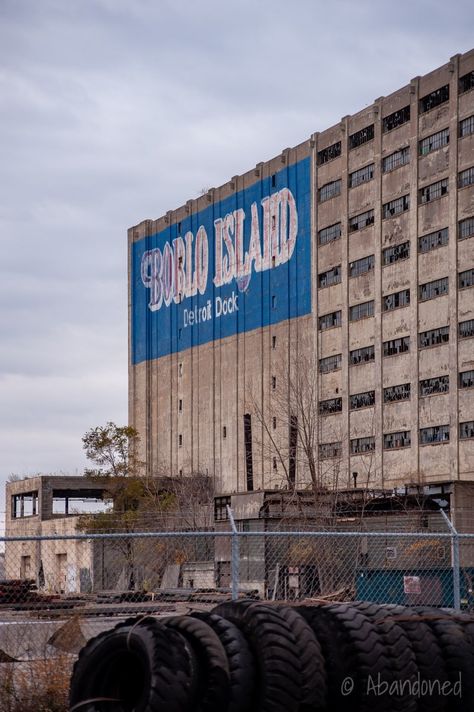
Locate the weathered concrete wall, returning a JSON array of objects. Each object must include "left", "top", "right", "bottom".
[{"left": 129, "top": 49, "right": 474, "bottom": 498}]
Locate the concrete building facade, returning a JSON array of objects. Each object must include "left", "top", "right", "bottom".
[
  {"left": 5, "top": 476, "right": 108, "bottom": 592},
  {"left": 129, "top": 51, "right": 474, "bottom": 504}
]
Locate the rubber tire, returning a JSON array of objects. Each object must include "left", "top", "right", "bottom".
[
  {"left": 69, "top": 615, "right": 194, "bottom": 712},
  {"left": 164, "top": 615, "right": 230, "bottom": 712},
  {"left": 351, "top": 601, "right": 418, "bottom": 712},
  {"left": 379, "top": 604, "right": 449, "bottom": 712},
  {"left": 211, "top": 601, "right": 302, "bottom": 712},
  {"left": 296, "top": 602, "right": 392, "bottom": 712},
  {"left": 276, "top": 605, "right": 327, "bottom": 711},
  {"left": 191, "top": 611, "right": 256, "bottom": 712},
  {"left": 412, "top": 606, "right": 474, "bottom": 712}
]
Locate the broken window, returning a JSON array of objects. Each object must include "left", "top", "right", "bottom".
[
  {"left": 382, "top": 147, "right": 410, "bottom": 173},
  {"left": 419, "top": 178, "right": 449, "bottom": 204},
  {"left": 459, "top": 217, "right": 474, "bottom": 241},
  {"left": 419, "top": 424, "right": 450, "bottom": 445},
  {"left": 318, "top": 265, "right": 341, "bottom": 288},
  {"left": 418, "top": 227, "right": 449, "bottom": 253},
  {"left": 243, "top": 414, "right": 253, "bottom": 491},
  {"left": 460, "top": 421, "right": 474, "bottom": 440},
  {"left": 349, "top": 124, "right": 374, "bottom": 149},
  {"left": 382, "top": 105, "right": 410, "bottom": 133},
  {"left": 214, "top": 496, "right": 231, "bottom": 521},
  {"left": 350, "top": 436, "right": 375, "bottom": 454},
  {"left": 51, "top": 489, "right": 110, "bottom": 515},
  {"left": 383, "top": 336, "right": 410, "bottom": 357},
  {"left": 319, "top": 397, "right": 343, "bottom": 415},
  {"left": 383, "top": 431, "right": 411, "bottom": 449},
  {"left": 459, "top": 268, "right": 474, "bottom": 289},
  {"left": 12, "top": 491, "right": 39, "bottom": 518},
  {"left": 419, "top": 375, "right": 449, "bottom": 397},
  {"left": 419, "top": 277, "right": 449, "bottom": 301},
  {"left": 318, "top": 222, "right": 342, "bottom": 245},
  {"left": 382, "top": 241, "right": 410, "bottom": 265},
  {"left": 350, "top": 254, "right": 375, "bottom": 278},
  {"left": 459, "top": 115, "right": 474, "bottom": 138},
  {"left": 383, "top": 194, "right": 410, "bottom": 219},
  {"left": 460, "top": 370, "right": 474, "bottom": 389},
  {"left": 272, "top": 376, "right": 277, "bottom": 390},
  {"left": 319, "top": 354, "right": 342, "bottom": 373},
  {"left": 317, "top": 141, "right": 341, "bottom": 165},
  {"left": 419, "top": 85, "right": 449, "bottom": 113},
  {"left": 319, "top": 441, "right": 342, "bottom": 459},
  {"left": 459, "top": 71, "right": 474, "bottom": 94},
  {"left": 350, "top": 345, "right": 375, "bottom": 365},
  {"left": 289, "top": 415, "right": 298, "bottom": 485},
  {"left": 349, "top": 209, "right": 374, "bottom": 232},
  {"left": 319, "top": 179, "right": 341, "bottom": 203},
  {"left": 349, "top": 164, "right": 375, "bottom": 188},
  {"left": 419, "top": 325, "right": 449, "bottom": 349},
  {"left": 350, "top": 390, "right": 375, "bottom": 410},
  {"left": 349, "top": 300, "right": 374, "bottom": 322},
  {"left": 459, "top": 319, "right": 474, "bottom": 339},
  {"left": 419, "top": 128, "right": 449, "bottom": 156},
  {"left": 319, "top": 310, "right": 342, "bottom": 331},
  {"left": 383, "top": 289, "right": 410, "bottom": 311},
  {"left": 458, "top": 167, "right": 474, "bottom": 189},
  {"left": 383, "top": 383, "right": 411, "bottom": 403}
]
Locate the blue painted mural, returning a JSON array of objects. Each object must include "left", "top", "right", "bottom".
[{"left": 131, "top": 156, "right": 311, "bottom": 364}]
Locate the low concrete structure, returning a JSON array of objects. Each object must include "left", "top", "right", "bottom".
[{"left": 5, "top": 476, "right": 109, "bottom": 593}]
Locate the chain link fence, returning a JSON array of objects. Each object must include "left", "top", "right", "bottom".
[{"left": 0, "top": 510, "right": 473, "bottom": 708}]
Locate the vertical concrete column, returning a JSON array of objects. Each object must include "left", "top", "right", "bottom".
[
  {"left": 310, "top": 133, "right": 320, "bottom": 485},
  {"left": 373, "top": 99, "right": 384, "bottom": 488},
  {"left": 339, "top": 117, "right": 350, "bottom": 488},
  {"left": 448, "top": 54, "right": 461, "bottom": 483},
  {"left": 408, "top": 77, "right": 421, "bottom": 482}
]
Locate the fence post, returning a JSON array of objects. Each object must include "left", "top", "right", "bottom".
[
  {"left": 440, "top": 508, "right": 461, "bottom": 611},
  {"left": 227, "top": 506, "right": 239, "bottom": 601}
]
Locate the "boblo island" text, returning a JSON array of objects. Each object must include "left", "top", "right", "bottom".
[{"left": 140, "top": 187, "right": 298, "bottom": 312}]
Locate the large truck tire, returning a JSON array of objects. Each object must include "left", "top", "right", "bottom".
[
  {"left": 191, "top": 611, "right": 256, "bottom": 712},
  {"left": 164, "top": 615, "right": 230, "bottom": 712},
  {"left": 380, "top": 604, "right": 449, "bottom": 712},
  {"left": 351, "top": 601, "right": 418, "bottom": 712},
  {"left": 69, "top": 615, "right": 194, "bottom": 712},
  {"left": 297, "top": 603, "right": 391, "bottom": 712},
  {"left": 412, "top": 606, "right": 474, "bottom": 712},
  {"left": 211, "top": 601, "right": 302, "bottom": 712},
  {"left": 276, "top": 605, "right": 327, "bottom": 711}
]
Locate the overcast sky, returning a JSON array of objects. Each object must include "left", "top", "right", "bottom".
[{"left": 0, "top": 0, "right": 472, "bottom": 523}]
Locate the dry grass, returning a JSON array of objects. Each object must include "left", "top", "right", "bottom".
[{"left": 0, "top": 655, "right": 72, "bottom": 712}]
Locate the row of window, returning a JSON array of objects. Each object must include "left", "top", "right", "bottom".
[
  {"left": 319, "top": 233, "right": 472, "bottom": 288},
  {"left": 320, "top": 161, "right": 474, "bottom": 207},
  {"left": 318, "top": 273, "right": 474, "bottom": 314},
  {"left": 319, "top": 371, "right": 474, "bottom": 415},
  {"left": 317, "top": 100, "right": 474, "bottom": 172},
  {"left": 320, "top": 421, "right": 474, "bottom": 459},
  {"left": 319, "top": 322, "right": 474, "bottom": 372},
  {"left": 320, "top": 217, "right": 474, "bottom": 248}
]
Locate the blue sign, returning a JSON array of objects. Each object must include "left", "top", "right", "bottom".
[{"left": 131, "top": 156, "right": 311, "bottom": 364}]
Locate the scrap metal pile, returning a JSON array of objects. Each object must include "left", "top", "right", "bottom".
[{"left": 69, "top": 601, "right": 474, "bottom": 711}]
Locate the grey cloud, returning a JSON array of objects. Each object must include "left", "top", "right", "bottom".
[{"left": 0, "top": 0, "right": 472, "bottom": 521}]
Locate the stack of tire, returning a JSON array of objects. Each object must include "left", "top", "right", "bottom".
[{"left": 69, "top": 601, "right": 474, "bottom": 711}]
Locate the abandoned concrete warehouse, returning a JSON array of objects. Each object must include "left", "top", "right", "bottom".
[{"left": 129, "top": 50, "right": 474, "bottom": 525}]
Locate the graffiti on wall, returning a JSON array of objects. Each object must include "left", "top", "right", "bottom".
[{"left": 131, "top": 156, "right": 311, "bottom": 364}]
